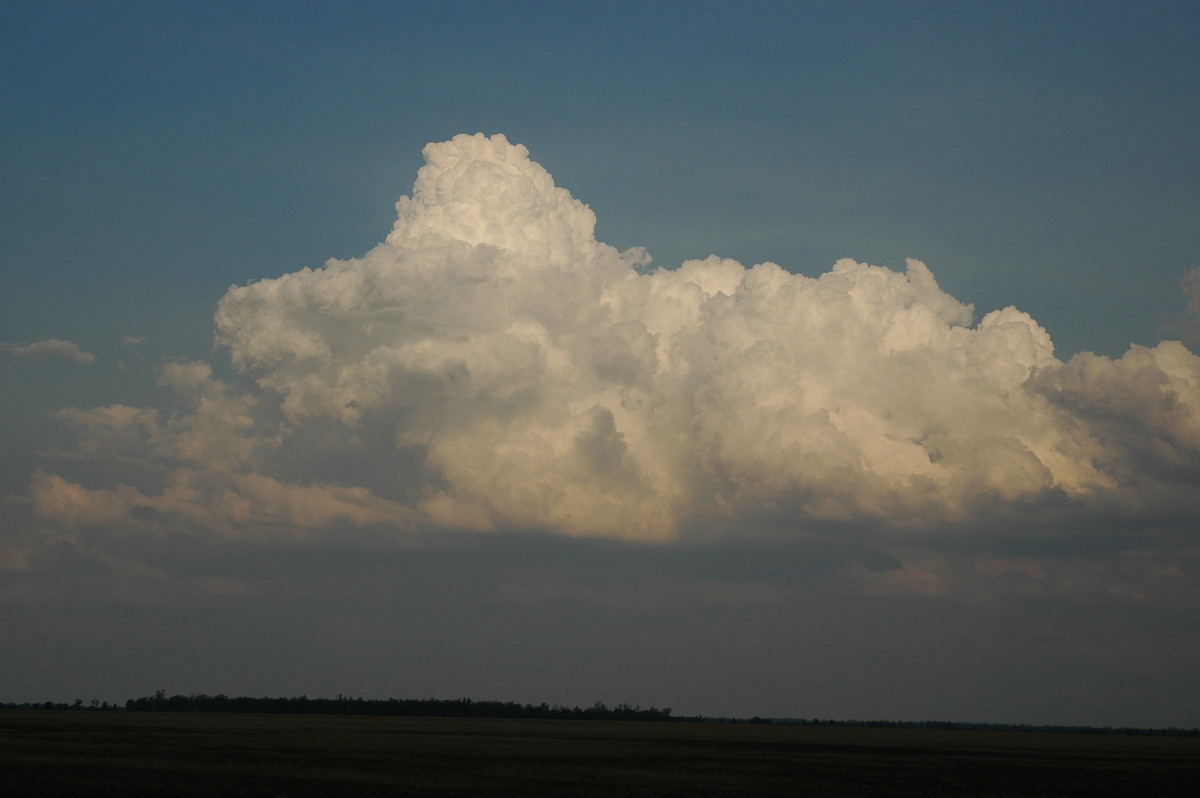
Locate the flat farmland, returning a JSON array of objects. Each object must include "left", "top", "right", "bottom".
[{"left": 2, "top": 711, "right": 1196, "bottom": 797}]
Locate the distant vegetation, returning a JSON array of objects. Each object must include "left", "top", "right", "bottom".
[
  {"left": 4, "top": 692, "right": 1197, "bottom": 736},
  {"left": 123, "top": 692, "right": 674, "bottom": 721}
]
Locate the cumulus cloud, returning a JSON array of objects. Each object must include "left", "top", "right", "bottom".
[
  {"left": 2, "top": 338, "right": 95, "bottom": 364},
  {"left": 27, "top": 133, "right": 1200, "bottom": 547}
]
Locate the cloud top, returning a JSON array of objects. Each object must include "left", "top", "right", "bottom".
[{"left": 32, "top": 134, "right": 1200, "bottom": 543}]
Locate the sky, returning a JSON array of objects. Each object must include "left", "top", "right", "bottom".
[{"left": 2, "top": 1, "right": 1199, "bottom": 728}]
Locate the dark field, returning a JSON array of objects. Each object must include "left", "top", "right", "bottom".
[{"left": 2, "top": 711, "right": 1196, "bottom": 797}]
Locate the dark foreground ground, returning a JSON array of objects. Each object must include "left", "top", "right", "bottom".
[{"left": 2, "top": 710, "right": 1196, "bottom": 797}]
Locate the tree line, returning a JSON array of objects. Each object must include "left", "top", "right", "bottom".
[
  {"left": 122, "top": 691, "right": 673, "bottom": 721},
  {"left": 4, "top": 695, "right": 1196, "bottom": 736}
]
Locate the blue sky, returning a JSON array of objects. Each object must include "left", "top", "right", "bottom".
[{"left": 2, "top": 2, "right": 1199, "bottom": 726}]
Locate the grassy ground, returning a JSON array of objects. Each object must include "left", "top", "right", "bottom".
[{"left": 2, "top": 710, "right": 1196, "bottom": 796}]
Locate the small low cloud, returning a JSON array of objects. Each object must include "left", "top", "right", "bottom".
[
  {"left": 122, "top": 335, "right": 147, "bottom": 347},
  {"left": 1178, "top": 267, "right": 1200, "bottom": 348},
  {"left": 2, "top": 338, "right": 95, "bottom": 364}
]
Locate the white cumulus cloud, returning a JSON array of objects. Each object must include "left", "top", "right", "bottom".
[{"left": 30, "top": 133, "right": 1200, "bottom": 544}]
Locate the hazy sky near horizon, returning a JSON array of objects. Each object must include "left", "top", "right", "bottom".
[{"left": 2, "top": 1, "right": 1199, "bottom": 727}]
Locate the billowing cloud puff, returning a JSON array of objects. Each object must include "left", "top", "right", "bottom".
[
  {"left": 2, "top": 338, "right": 95, "bottom": 363},
  {"left": 33, "top": 134, "right": 1200, "bottom": 543}
]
